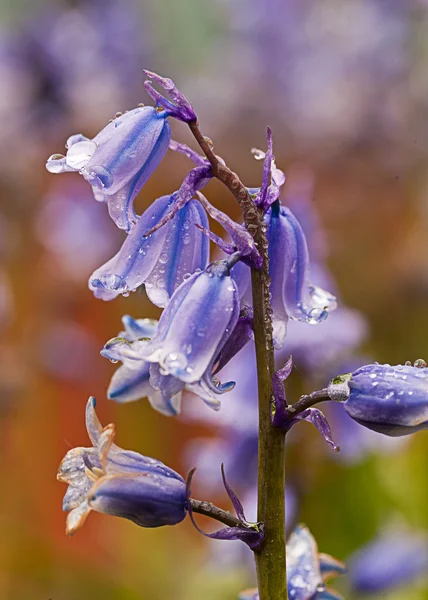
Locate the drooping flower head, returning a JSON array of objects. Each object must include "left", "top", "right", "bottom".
[
  {"left": 136, "top": 258, "right": 240, "bottom": 403},
  {"left": 239, "top": 525, "right": 345, "bottom": 600},
  {"left": 267, "top": 202, "right": 337, "bottom": 348},
  {"left": 102, "top": 261, "right": 243, "bottom": 415},
  {"left": 57, "top": 397, "right": 187, "bottom": 535},
  {"left": 232, "top": 202, "right": 337, "bottom": 349},
  {"left": 89, "top": 194, "right": 209, "bottom": 306},
  {"left": 46, "top": 106, "right": 172, "bottom": 231},
  {"left": 328, "top": 361, "right": 428, "bottom": 436}
]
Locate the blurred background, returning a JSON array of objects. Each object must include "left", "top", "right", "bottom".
[{"left": 0, "top": 0, "right": 428, "bottom": 598}]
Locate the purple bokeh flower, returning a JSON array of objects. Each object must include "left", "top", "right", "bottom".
[
  {"left": 328, "top": 361, "right": 428, "bottom": 436},
  {"left": 57, "top": 397, "right": 187, "bottom": 535},
  {"left": 46, "top": 106, "right": 171, "bottom": 231},
  {"left": 348, "top": 524, "right": 428, "bottom": 594},
  {"left": 89, "top": 194, "right": 209, "bottom": 306}
]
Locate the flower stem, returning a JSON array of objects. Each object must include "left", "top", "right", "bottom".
[
  {"left": 188, "top": 119, "right": 288, "bottom": 600},
  {"left": 189, "top": 498, "right": 247, "bottom": 528}
]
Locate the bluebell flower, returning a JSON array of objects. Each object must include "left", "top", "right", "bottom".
[
  {"left": 57, "top": 397, "right": 187, "bottom": 535},
  {"left": 46, "top": 106, "right": 172, "bottom": 231},
  {"left": 103, "top": 300, "right": 241, "bottom": 415},
  {"left": 238, "top": 525, "right": 345, "bottom": 600},
  {"left": 89, "top": 194, "right": 209, "bottom": 307},
  {"left": 348, "top": 524, "right": 428, "bottom": 594},
  {"left": 136, "top": 259, "right": 240, "bottom": 402},
  {"left": 267, "top": 203, "right": 337, "bottom": 348},
  {"left": 231, "top": 203, "right": 336, "bottom": 349},
  {"left": 101, "top": 315, "right": 182, "bottom": 416},
  {"left": 328, "top": 361, "right": 428, "bottom": 436}
]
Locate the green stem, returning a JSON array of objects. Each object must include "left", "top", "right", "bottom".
[
  {"left": 251, "top": 234, "right": 287, "bottom": 600},
  {"left": 188, "top": 119, "right": 288, "bottom": 600}
]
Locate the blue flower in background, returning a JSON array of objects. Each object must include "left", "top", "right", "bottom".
[
  {"left": 348, "top": 524, "right": 428, "bottom": 594},
  {"left": 46, "top": 106, "right": 171, "bottom": 231},
  {"left": 328, "top": 361, "right": 428, "bottom": 436},
  {"left": 239, "top": 525, "right": 345, "bottom": 600},
  {"left": 89, "top": 194, "right": 209, "bottom": 307},
  {"left": 57, "top": 397, "right": 187, "bottom": 535}
]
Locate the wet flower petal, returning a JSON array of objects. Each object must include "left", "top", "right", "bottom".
[
  {"left": 328, "top": 362, "right": 428, "bottom": 436},
  {"left": 89, "top": 194, "right": 209, "bottom": 306},
  {"left": 58, "top": 398, "right": 187, "bottom": 535},
  {"left": 139, "top": 260, "right": 240, "bottom": 385},
  {"left": 46, "top": 107, "right": 172, "bottom": 231}
]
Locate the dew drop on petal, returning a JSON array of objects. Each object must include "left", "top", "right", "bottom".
[
  {"left": 82, "top": 165, "right": 113, "bottom": 189},
  {"left": 251, "top": 148, "right": 266, "bottom": 160},
  {"left": 164, "top": 352, "right": 188, "bottom": 373},
  {"left": 66, "top": 140, "right": 97, "bottom": 170}
]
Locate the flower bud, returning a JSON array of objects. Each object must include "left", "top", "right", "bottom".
[{"left": 328, "top": 362, "right": 428, "bottom": 436}]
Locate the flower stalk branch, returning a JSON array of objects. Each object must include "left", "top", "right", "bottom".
[
  {"left": 188, "top": 118, "right": 288, "bottom": 600},
  {"left": 288, "top": 388, "right": 331, "bottom": 415}
]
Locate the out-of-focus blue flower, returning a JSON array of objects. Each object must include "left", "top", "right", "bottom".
[
  {"left": 136, "top": 259, "right": 240, "bottom": 401},
  {"left": 89, "top": 194, "right": 209, "bottom": 306},
  {"left": 328, "top": 361, "right": 428, "bottom": 436},
  {"left": 348, "top": 524, "right": 428, "bottom": 594},
  {"left": 232, "top": 203, "right": 337, "bottom": 349},
  {"left": 46, "top": 106, "right": 172, "bottom": 231},
  {"left": 57, "top": 397, "right": 187, "bottom": 535},
  {"left": 36, "top": 180, "right": 119, "bottom": 281},
  {"left": 101, "top": 315, "right": 182, "bottom": 416},
  {"left": 239, "top": 525, "right": 345, "bottom": 600}
]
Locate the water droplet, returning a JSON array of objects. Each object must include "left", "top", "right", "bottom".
[
  {"left": 164, "top": 352, "right": 188, "bottom": 373},
  {"left": 414, "top": 358, "right": 427, "bottom": 368},
  {"left": 46, "top": 154, "right": 67, "bottom": 173},
  {"left": 66, "top": 140, "right": 97, "bottom": 170},
  {"left": 83, "top": 165, "right": 113, "bottom": 189},
  {"left": 251, "top": 147, "right": 266, "bottom": 161}
]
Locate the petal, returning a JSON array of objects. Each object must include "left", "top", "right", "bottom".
[
  {"left": 57, "top": 447, "right": 88, "bottom": 485},
  {"left": 89, "top": 195, "right": 172, "bottom": 299},
  {"left": 46, "top": 154, "right": 76, "bottom": 174},
  {"left": 148, "top": 363, "right": 184, "bottom": 415},
  {"left": 319, "top": 553, "right": 347, "bottom": 582},
  {"left": 82, "top": 108, "right": 170, "bottom": 195},
  {"left": 85, "top": 397, "right": 103, "bottom": 446},
  {"left": 88, "top": 472, "right": 187, "bottom": 528},
  {"left": 120, "top": 315, "right": 158, "bottom": 340},
  {"left": 107, "top": 362, "right": 154, "bottom": 404},
  {"left": 144, "top": 198, "right": 209, "bottom": 308},
  {"left": 65, "top": 499, "right": 91, "bottom": 536},
  {"left": 287, "top": 525, "right": 323, "bottom": 599},
  {"left": 140, "top": 264, "right": 240, "bottom": 383},
  {"left": 98, "top": 424, "right": 116, "bottom": 470},
  {"left": 65, "top": 140, "right": 97, "bottom": 170}
]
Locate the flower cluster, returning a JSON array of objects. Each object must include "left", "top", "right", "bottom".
[{"left": 48, "top": 71, "right": 428, "bottom": 600}]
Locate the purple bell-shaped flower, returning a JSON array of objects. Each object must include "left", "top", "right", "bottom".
[
  {"left": 328, "top": 360, "right": 428, "bottom": 436},
  {"left": 46, "top": 106, "right": 172, "bottom": 231},
  {"left": 89, "top": 194, "right": 209, "bottom": 307},
  {"left": 57, "top": 398, "right": 187, "bottom": 535}
]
